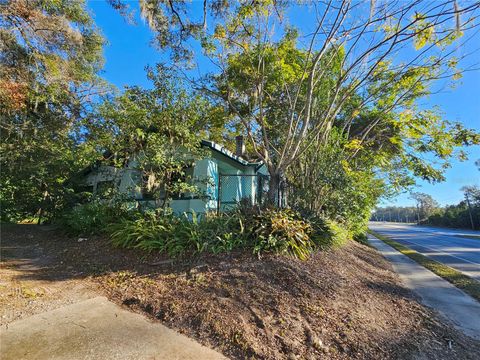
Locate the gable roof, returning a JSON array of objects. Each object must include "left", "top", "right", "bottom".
[
  {"left": 200, "top": 140, "right": 262, "bottom": 167},
  {"left": 80, "top": 139, "right": 265, "bottom": 177}
]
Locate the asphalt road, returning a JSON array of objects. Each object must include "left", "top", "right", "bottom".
[{"left": 369, "top": 222, "right": 480, "bottom": 282}]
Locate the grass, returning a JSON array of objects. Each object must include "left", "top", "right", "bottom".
[{"left": 368, "top": 229, "right": 480, "bottom": 303}]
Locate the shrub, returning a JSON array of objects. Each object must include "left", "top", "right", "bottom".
[
  {"left": 246, "top": 208, "right": 315, "bottom": 260},
  {"left": 108, "top": 205, "right": 351, "bottom": 260},
  {"left": 59, "top": 200, "right": 133, "bottom": 236},
  {"left": 109, "top": 210, "right": 246, "bottom": 257},
  {"left": 352, "top": 231, "right": 369, "bottom": 245},
  {"left": 308, "top": 216, "right": 350, "bottom": 250}
]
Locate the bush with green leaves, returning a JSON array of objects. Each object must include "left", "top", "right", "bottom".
[
  {"left": 109, "top": 210, "right": 246, "bottom": 257},
  {"left": 288, "top": 130, "right": 384, "bottom": 242},
  {"left": 352, "top": 232, "right": 369, "bottom": 246},
  {"left": 59, "top": 200, "right": 134, "bottom": 236},
  {"left": 108, "top": 205, "right": 351, "bottom": 260},
  {"left": 303, "top": 215, "right": 350, "bottom": 249},
  {"left": 245, "top": 208, "right": 315, "bottom": 260}
]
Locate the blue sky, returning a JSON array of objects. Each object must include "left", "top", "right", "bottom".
[{"left": 87, "top": 1, "right": 480, "bottom": 207}]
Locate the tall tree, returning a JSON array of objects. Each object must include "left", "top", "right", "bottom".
[
  {"left": 425, "top": 185, "right": 479, "bottom": 229},
  {"left": 126, "top": 0, "right": 480, "bottom": 201},
  {"left": 0, "top": 0, "right": 106, "bottom": 221},
  {"left": 411, "top": 192, "right": 439, "bottom": 221},
  {"left": 461, "top": 185, "right": 480, "bottom": 229}
]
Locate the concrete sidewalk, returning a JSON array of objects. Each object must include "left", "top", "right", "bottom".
[
  {"left": 0, "top": 296, "right": 226, "bottom": 360},
  {"left": 368, "top": 234, "right": 480, "bottom": 340}
]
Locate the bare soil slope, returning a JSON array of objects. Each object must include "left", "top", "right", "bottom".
[{"left": 1, "top": 224, "right": 479, "bottom": 359}]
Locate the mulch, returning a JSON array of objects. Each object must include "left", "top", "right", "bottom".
[{"left": 2, "top": 224, "right": 480, "bottom": 359}]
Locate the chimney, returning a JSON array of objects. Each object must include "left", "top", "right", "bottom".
[{"left": 235, "top": 135, "right": 245, "bottom": 157}]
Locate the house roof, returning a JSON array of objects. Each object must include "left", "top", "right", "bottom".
[
  {"left": 79, "top": 139, "right": 264, "bottom": 177},
  {"left": 200, "top": 140, "right": 263, "bottom": 167}
]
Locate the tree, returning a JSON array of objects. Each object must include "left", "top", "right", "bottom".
[
  {"left": 1, "top": 0, "right": 106, "bottom": 221},
  {"left": 410, "top": 192, "right": 440, "bottom": 221},
  {"left": 289, "top": 129, "right": 385, "bottom": 234},
  {"left": 1, "top": 0, "right": 105, "bottom": 112},
  {"left": 87, "top": 66, "right": 231, "bottom": 206},
  {"left": 123, "top": 0, "right": 480, "bottom": 203},
  {"left": 424, "top": 185, "right": 479, "bottom": 229},
  {"left": 461, "top": 185, "right": 480, "bottom": 229},
  {"left": 372, "top": 206, "right": 418, "bottom": 223}
]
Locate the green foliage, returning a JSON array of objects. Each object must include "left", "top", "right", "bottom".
[
  {"left": 410, "top": 192, "right": 440, "bottom": 221},
  {"left": 1, "top": 0, "right": 106, "bottom": 222},
  {"left": 4, "top": 0, "right": 479, "bottom": 254},
  {"left": 353, "top": 232, "right": 369, "bottom": 246},
  {"left": 129, "top": 0, "right": 479, "bottom": 206},
  {"left": 372, "top": 206, "right": 418, "bottom": 223},
  {"left": 289, "top": 130, "right": 384, "bottom": 237},
  {"left": 88, "top": 65, "right": 233, "bottom": 205},
  {"left": 308, "top": 216, "right": 351, "bottom": 250},
  {"left": 59, "top": 200, "right": 133, "bottom": 236},
  {"left": 424, "top": 186, "right": 479, "bottom": 229},
  {"left": 109, "top": 210, "right": 246, "bottom": 258},
  {"left": 246, "top": 208, "right": 315, "bottom": 260},
  {"left": 108, "top": 206, "right": 349, "bottom": 260}
]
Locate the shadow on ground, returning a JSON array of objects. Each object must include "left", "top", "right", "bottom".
[{"left": 2, "top": 224, "right": 480, "bottom": 359}]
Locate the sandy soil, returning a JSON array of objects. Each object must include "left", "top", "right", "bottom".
[
  {"left": 0, "top": 226, "right": 96, "bottom": 325},
  {"left": 1, "top": 224, "right": 480, "bottom": 359}
]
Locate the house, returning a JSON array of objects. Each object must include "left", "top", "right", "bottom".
[{"left": 79, "top": 136, "right": 269, "bottom": 214}]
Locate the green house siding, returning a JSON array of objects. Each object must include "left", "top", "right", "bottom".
[{"left": 81, "top": 140, "right": 265, "bottom": 215}]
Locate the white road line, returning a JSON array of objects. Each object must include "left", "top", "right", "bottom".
[
  {"left": 379, "top": 224, "right": 480, "bottom": 239},
  {"left": 388, "top": 236, "right": 480, "bottom": 267},
  {"left": 386, "top": 232, "right": 480, "bottom": 249}
]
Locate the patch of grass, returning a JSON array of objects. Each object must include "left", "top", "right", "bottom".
[
  {"left": 368, "top": 229, "right": 480, "bottom": 303},
  {"left": 455, "top": 234, "right": 480, "bottom": 240}
]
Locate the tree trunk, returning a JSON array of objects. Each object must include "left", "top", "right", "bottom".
[
  {"left": 267, "top": 172, "right": 280, "bottom": 206},
  {"left": 37, "top": 188, "right": 49, "bottom": 225},
  {"left": 267, "top": 172, "right": 287, "bottom": 208}
]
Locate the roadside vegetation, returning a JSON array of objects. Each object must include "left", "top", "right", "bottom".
[
  {"left": 373, "top": 186, "right": 480, "bottom": 230},
  {"left": 425, "top": 186, "right": 480, "bottom": 230},
  {"left": 59, "top": 200, "right": 351, "bottom": 260},
  {"left": 2, "top": 1, "right": 480, "bottom": 357},
  {"left": 3, "top": 1, "right": 480, "bottom": 234},
  {"left": 369, "top": 230, "right": 480, "bottom": 302},
  {"left": 3, "top": 2, "right": 479, "bottom": 267},
  {"left": 4, "top": 225, "right": 480, "bottom": 360}
]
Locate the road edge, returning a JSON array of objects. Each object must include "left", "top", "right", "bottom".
[
  {"left": 367, "top": 232, "right": 480, "bottom": 340},
  {"left": 368, "top": 229, "right": 480, "bottom": 302}
]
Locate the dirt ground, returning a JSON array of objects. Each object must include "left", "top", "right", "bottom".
[
  {"left": 1, "top": 224, "right": 480, "bottom": 359},
  {"left": 0, "top": 226, "right": 97, "bottom": 325}
]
